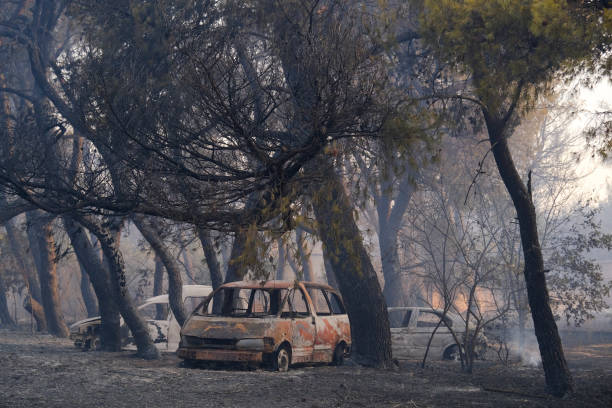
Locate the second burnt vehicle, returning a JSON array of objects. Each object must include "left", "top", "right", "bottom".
[
  {"left": 70, "top": 285, "right": 213, "bottom": 351},
  {"left": 177, "top": 280, "right": 351, "bottom": 371},
  {"left": 388, "top": 307, "right": 488, "bottom": 360}
]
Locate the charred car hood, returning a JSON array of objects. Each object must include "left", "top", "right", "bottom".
[{"left": 181, "top": 316, "right": 276, "bottom": 339}]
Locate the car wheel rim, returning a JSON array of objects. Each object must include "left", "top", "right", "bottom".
[{"left": 277, "top": 349, "right": 289, "bottom": 372}]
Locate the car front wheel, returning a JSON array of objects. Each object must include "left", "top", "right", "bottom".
[{"left": 273, "top": 346, "right": 291, "bottom": 372}]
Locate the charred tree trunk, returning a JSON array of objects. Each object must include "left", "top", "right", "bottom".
[
  {"left": 0, "top": 271, "right": 16, "bottom": 327},
  {"left": 197, "top": 228, "right": 223, "bottom": 290},
  {"left": 63, "top": 216, "right": 121, "bottom": 351},
  {"left": 486, "top": 113, "right": 573, "bottom": 396},
  {"left": 310, "top": 160, "right": 392, "bottom": 367},
  {"left": 153, "top": 256, "right": 167, "bottom": 320},
  {"left": 81, "top": 216, "right": 159, "bottom": 359},
  {"left": 26, "top": 212, "right": 69, "bottom": 337},
  {"left": 77, "top": 259, "right": 98, "bottom": 317},
  {"left": 133, "top": 215, "right": 187, "bottom": 327},
  {"left": 3, "top": 218, "right": 46, "bottom": 331}
]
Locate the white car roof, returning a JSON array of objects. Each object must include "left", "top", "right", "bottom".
[{"left": 141, "top": 285, "right": 213, "bottom": 305}]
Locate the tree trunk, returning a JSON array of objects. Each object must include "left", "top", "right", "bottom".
[
  {"left": 77, "top": 259, "right": 99, "bottom": 317},
  {"left": 310, "top": 160, "right": 392, "bottom": 367},
  {"left": 197, "top": 228, "right": 224, "bottom": 289},
  {"left": 63, "top": 216, "right": 121, "bottom": 351},
  {"left": 487, "top": 114, "right": 573, "bottom": 396},
  {"left": 133, "top": 215, "right": 187, "bottom": 327},
  {"left": 376, "top": 175, "right": 415, "bottom": 307},
  {"left": 322, "top": 247, "right": 338, "bottom": 289},
  {"left": 3, "top": 218, "right": 46, "bottom": 331},
  {"left": 82, "top": 216, "right": 159, "bottom": 359},
  {"left": 276, "top": 238, "right": 287, "bottom": 280},
  {"left": 224, "top": 233, "right": 247, "bottom": 284},
  {"left": 0, "top": 271, "right": 16, "bottom": 327},
  {"left": 296, "top": 227, "right": 313, "bottom": 281},
  {"left": 153, "top": 256, "right": 167, "bottom": 320},
  {"left": 26, "top": 212, "right": 69, "bottom": 338},
  {"left": 182, "top": 250, "right": 196, "bottom": 284},
  {"left": 379, "top": 228, "right": 406, "bottom": 307}
]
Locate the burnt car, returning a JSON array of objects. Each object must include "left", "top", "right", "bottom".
[
  {"left": 177, "top": 280, "right": 351, "bottom": 371},
  {"left": 70, "top": 285, "right": 212, "bottom": 351},
  {"left": 389, "top": 307, "right": 467, "bottom": 360}
]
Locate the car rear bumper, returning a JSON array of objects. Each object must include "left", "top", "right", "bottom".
[{"left": 177, "top": 347, "right": 263, "bottom": 362}]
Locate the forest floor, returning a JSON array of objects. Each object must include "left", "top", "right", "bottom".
[{"left": 0, "top": 329, "right": 610, "bottom": 408}]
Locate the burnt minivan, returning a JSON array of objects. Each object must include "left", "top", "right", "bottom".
[{"left": 177, "top": 280, "right": 351, "bottom": 371}]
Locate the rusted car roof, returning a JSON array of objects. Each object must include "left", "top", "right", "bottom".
[{"left": 219, "top": 280, "right": 337, "bottom": 292}]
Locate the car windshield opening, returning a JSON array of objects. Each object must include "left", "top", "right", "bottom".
[{"left": 198, "top": 288, "right": 288, "bottom": 317}]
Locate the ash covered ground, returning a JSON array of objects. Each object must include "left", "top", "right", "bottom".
[{"left": 0, "top": 330, "right": 610, "bottom": 408}]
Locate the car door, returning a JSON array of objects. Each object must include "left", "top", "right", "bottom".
[
  {"left": 283, "top": 287, "right": 315, "bottom": 363},
  {"left": 307, "top": 287, "right": 337, "bottom": 362},
  {"left": 390, "top": 308, "right": 419, "bottom": 359},
  {"left": 413, "top": 309, "right": 451, "bottom": 358}
]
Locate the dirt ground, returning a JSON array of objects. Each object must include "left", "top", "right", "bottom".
[{"left": 0, "top": 330, "right": 610, "bottom": 408}]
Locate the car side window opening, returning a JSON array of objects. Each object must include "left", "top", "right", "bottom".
[
  {"left": 217, "top": 288, "right": 250, "bottom": 316},
  {"left": 281, "top": 288, "right": 310, "bottom": 317},
  {"left": 416, "top": 310, "right": 452, "bottom": 328},
  {"left": 327, "top": 292, "right": 346, "bottom": 315},
  {"left": 199, "top": 288, "right": 290, "bottom": 317},
  {"left": 308, "top": 288, "right": 331, "bottom": 316},
  {"left": 401, "top": 310, "right": 413, "bottom": 327}
]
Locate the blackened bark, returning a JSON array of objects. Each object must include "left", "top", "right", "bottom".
[
  {"left": 77, "top": 259, "right": 98, "bottom": 317},
  {"left": 310, "top": 160, "right": 392, "bottom": 367},
  {"left": 0, "top": 271, "right": 16, "bottom": 327},
  {"left": 153, "top": 256, "right": 167, "bottom": 320},
  {"left": 133, "top": 215, "right": 187, "bottom": 326},
  {"left": 197, "top": 228, "right": 223, "bottom": 289},
  {"left": 26, "top": 212, "right": 69, "bottom": 337},
  {"left": 3, "top": 218, "right": 46, "bottom": 331},
  {"left": 63, "top": 216, "right": 121, "bottom": 351},
  {"left": 81, "top": 216, "right": 159, "bottom": 359},
  {"left": 486, "top": 113, "right": 573, "bottom": 396}
]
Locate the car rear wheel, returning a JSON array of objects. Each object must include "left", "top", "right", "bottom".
[
  {"left": 273, "top": 345, "right": 291, "bottom": 372},
  {"left": 443, "top": 345, "right": 461, "bottom": 361},
  {"left": 331, "top": 343, "right": 346, "bottom": 366}
]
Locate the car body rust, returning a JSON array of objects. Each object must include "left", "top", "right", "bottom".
[{"left": 177, "top": 280, "right": 351, "bottom": 370}]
